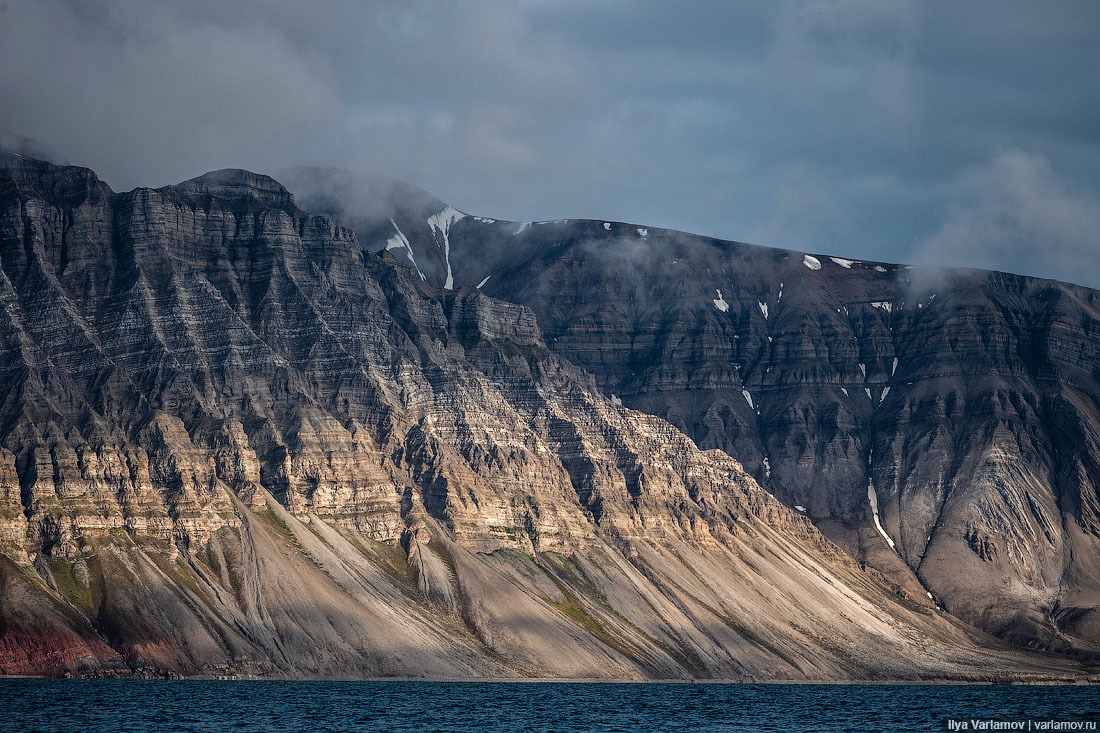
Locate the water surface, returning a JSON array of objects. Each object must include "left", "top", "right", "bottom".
[{"left": 4, "top": 680, "right": 1097, "bottom": 732}]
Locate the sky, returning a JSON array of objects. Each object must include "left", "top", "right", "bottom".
[{"left": 1, "top": 0, "right": 1099, "bottom": 286}]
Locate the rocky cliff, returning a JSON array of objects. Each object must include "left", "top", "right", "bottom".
[
  {"left": 297, "top": 172, "right": 1100, "bottom": 659},
  {"left": 1, "top": 154, "right": 1093, "bottom": 679}
]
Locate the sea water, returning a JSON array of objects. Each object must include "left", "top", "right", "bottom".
[{"left": 3, "top": 680, "right": 1097, "bottom": 732}]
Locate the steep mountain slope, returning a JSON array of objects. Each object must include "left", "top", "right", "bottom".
[
  {"left": 313, "top": 176, "right": 1100, "bottom": 658},
  {"left": 0, "top": 154, "right": 1091, "bottom": 679}
]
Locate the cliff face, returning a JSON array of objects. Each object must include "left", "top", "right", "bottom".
[
  {"left": 1, "top": 154, "right": 1091, "bottom": 679},
  {"left": 317, "top": 185, "right": 1100, "bottom": 658}
]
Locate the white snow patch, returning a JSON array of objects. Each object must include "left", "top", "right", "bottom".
[
  {"left": 428, "top": 206, "right": 465, "bottom": 290},
  {"left": 865, "top": 387, "right": 873, "bottom": 400},
  {"left": 603, "top": 222, "right": 612, "bottom": 231},
  {"left": 763, "top": 457, "right": 771, "bottom": 478},
  {"left": 757, "top": 301, "right": 769, "bottom": 319},
  {"left": 794, "top": 505, "right": 806, "bottom": 512},
  {"left": 874, "top": 265, "right": 887, "bottom": 273},
  {"left": 803, "top": 254, "right": 822, "bottom": 271},
  {"left": 891, "top": 357, "right": 898, "bottom": 376},
  {"left": 880, "top": 386, "right": 890, "bottom": 402},
  {"left": 927, "top": 592, "right": 934, "bottom": 600},
  {"left": 841, "top": 387, "right": 849, "bottom": 396},
  {"left": 385, "top": 219, "right": 425, "bottom": 281},
  {"left": 476, "top": 275, "right": 491, "bottom": 289},
  {"left": 473, "top": 217, "right": 496, "bottom": 223},
  {"left": 871, "top": 301, "right": 893, "bottom": 313},
  {"left": 514, "top": 221, "right": 531, "bottom": 235},
  {"left": 830, "top": 257, "right": 857, "bottom": 269},
  {"left": 610, "top": 394, "right": 623, "bottom": 407},
  {"left": 637, "top": 228, "right": 648, "bottom": 237},
  {"left": 867, "top": 480, "right": 897, "bottom": 550},
  {"left": 712, "top": 289, "right": 730, "bottom": 312},
  {"left": 858, "top": 363, "right": 866, "bottom": 377},
  {"left": 742, "top": 390, "right": 754, "bottom": 409}
]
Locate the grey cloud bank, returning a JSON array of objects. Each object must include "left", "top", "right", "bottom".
[{"left": 1, "top": 0, "right": 1098, "bottom": 286}]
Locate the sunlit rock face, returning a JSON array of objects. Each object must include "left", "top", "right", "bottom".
[
  {"left": 314, "top": 173, "right": 1100, "bottom": 658},
  {"left": 0, "top": 154, "right": 1092, "bottom": 680}
]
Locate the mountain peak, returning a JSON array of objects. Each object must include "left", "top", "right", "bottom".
[
  {"left": 0, "top": 151, "right": 112, "bottom": 204},
  {"left": 167, "top": 168, "right": 294, "bottom": 207}
]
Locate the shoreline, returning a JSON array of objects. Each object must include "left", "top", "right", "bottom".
[{"left": 4, "top": 674, "right": 1098, "bottom": 685}]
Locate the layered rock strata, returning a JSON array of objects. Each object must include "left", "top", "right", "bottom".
[
  {"left": 303, "top": 174, "right": 1100, "bottom": 657},
  {"left": 0, "top": 155, "right": 1092, "bottom": 680}
]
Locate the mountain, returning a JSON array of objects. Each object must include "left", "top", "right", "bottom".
[
  {"left": 300, "top": 172, "right": 1100, "bottom": 660},
  {"left": 0, "top": 154, "right": 1092, "bottom": 680}
]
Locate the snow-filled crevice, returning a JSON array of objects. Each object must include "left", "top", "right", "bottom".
[
  {"left": 428, "top": 206, "right": 465, "bottom": 290},
  {"left": 385, "top": 219, "right": 425, "bottom": 281},
  {"left": 867, "top": 478, "right": 897, "bottom": 550}
]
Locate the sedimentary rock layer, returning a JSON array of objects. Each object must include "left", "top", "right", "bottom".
[
  {"left": 0, "top": 154, "right": 1091, "bottom": 679},
  {"left": 304, "top": 172, "right": 1100, "bottom": 657}
]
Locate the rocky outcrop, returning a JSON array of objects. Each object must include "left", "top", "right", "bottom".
[
  {"left": 1, "top": 153, "right": 1092, "bottom": 679},
  {"left": 320, "top": 180, "right": 1100, "bottom": 658}
]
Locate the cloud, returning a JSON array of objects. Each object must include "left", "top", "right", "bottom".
[
  {"left": 0, "top": 1, "right": 340, "bottom": 189},
  {"left": 1, "top": 0, "right": 1098, "bottom": 285},
  {"left": 911, "top": 149, "right": 1100, "bottom": 288}
]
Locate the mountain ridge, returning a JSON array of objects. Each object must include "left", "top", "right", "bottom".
[
  {"left": 304, "top": 167, "right": 1100, "bottom": 659},
  {"left": 0, "top": 154, "right": 1096, "bottom": 679}
]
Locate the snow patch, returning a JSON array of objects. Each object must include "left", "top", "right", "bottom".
[
  {"left": 385, "top": 219, "right": 425, "bottom": 281},
  {"left": 742, "top": 390, "right": 754, "bottom": 409},
  {"left": 476, "top": 275, "right": 491, "bottom": 289},
  {"left": 610, "top": 394, "right": 623, "bottom": 407},
  {"left": 603, "top": 222, "right": 612, "bottom": 231},
  {"left": 871, "top": 301, "right": 893, "bottom": 313},
  {"left": 830, "top": 257, "right": 857, "bottom": 269},
  {"left": 794, "top": 505, "right": 806, "bottom": 512},
  {"left": 865, "top": 387, "right": 873, "bottom": 400},
  {"left": 880, "top": 386, "right": 890, "bottom": 402},
  {"left": 763, "top": 457, "right": 771, "bottom": 479},
  {"left": 712, "top": 289, "right": 730, "bottom": 312},
  {"left": 514, "top": 222, "right": 531, "bottom": 235},
  {"left": 473, "top": 217, "right": 496, "bottom": 223},
  {"left": 891, "top": 357, "right": 898, "bottom": 376},
  {"left": 858, "top": 363, "right": 866, "bottom": 378},
  {"left": 803, "top": 254, "right": 822, "bottom": 271},
  {"left": 637, "top": 228, "right": 648, "bottom": 237},
  {"left": 867, "top": 479, "right": 897, "bottom": 550},
  {"left": 757, "top": 301, "right": 769, "bottom": 319},
  {"left": 428, "top": 206, "right": 465, "bottom": 290},
  {"left": 874, "top": 265, "right": 887, "bottom": 273},
  {"left": 841, "top": 387, "right": 849, "bottom": 396}
]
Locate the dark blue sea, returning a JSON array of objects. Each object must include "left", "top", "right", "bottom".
[{"left": 3, "top": 680, "right": 1097, "bottom": 732}]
